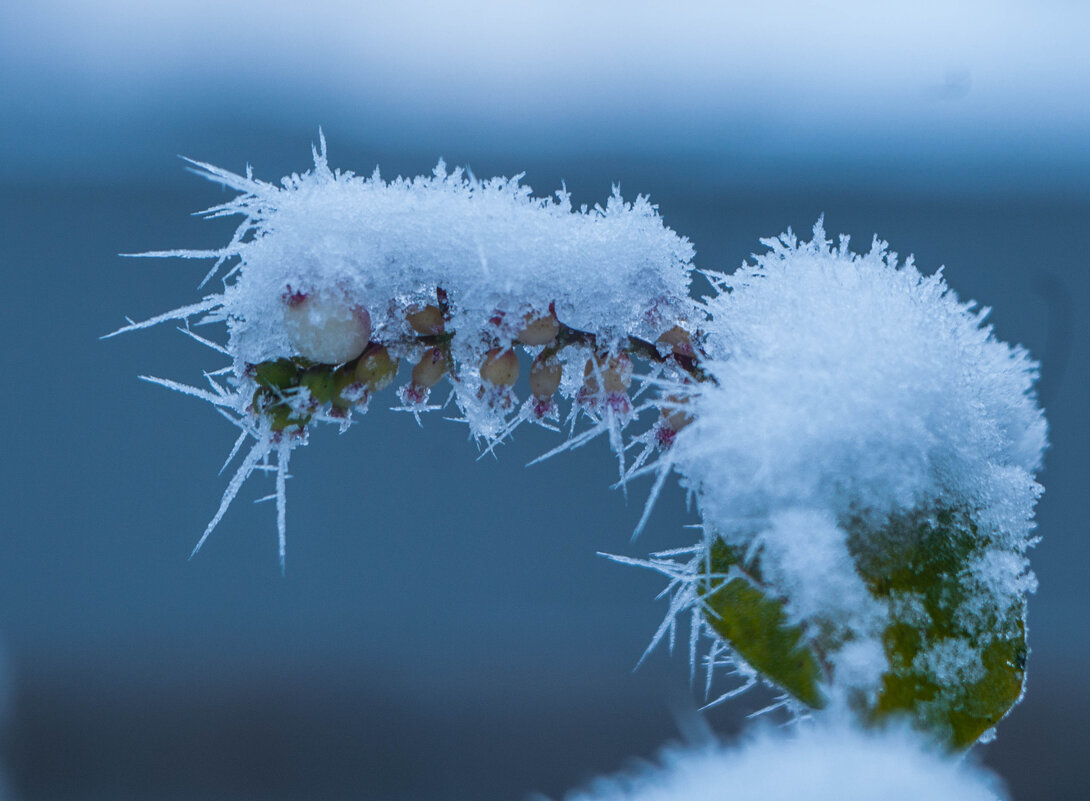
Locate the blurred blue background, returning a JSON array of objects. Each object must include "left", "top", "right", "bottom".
[{"left": 1, "top": 2, "right": 1087, "bottom": 799}]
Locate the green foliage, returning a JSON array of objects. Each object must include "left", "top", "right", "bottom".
[
  {"left": 699, "top": 540, "right": 827, "bottom": 709},
  {"left": 252, "top": 358, "right": 300, "bottom": 391},
  {"left": 699, "top": 509, "right": 1027, "bottom": 749},
  {"left": 855, "top": 510, "right": 1027, "bottom": 749},
  {"left": 301, "top": 367, "right": 339, "bottom": 405}
]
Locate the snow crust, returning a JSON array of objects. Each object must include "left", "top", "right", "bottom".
[{"left": 562, "top": 722, "right": 1006, "bottom": 801}]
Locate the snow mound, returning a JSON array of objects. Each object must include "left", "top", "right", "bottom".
[{"left": 563, "top": 721, "right": 1006, "bottom": 801}]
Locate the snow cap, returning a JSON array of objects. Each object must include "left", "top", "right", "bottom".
[{"left": 679, "top": 220, "right": 1045, "bottom": 542}]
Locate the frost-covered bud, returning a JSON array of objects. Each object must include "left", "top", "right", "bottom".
[
  {"left": 660, "top": 393, "right": 693, "bottom": 432},
  {"left": 516, "top": 310, "right": 560, "bottom": 345},
  {"left": 581, "top": 352, "right": 633, "bottom": 416},
  {"left": 406, "top": 304, "right": 445, "bottom": 336},
  {"left": 300, "top": 367, "right": 339, "bottom": 406},
  {"left": 354, "top": 345, "right": 399, "bottom": 390},
  {"left": 655, "top": 393, "right": 693, "bottom": 448},
  {"left": 480, "top": 348, "right": 519, "bottom": 386},
  {"left": 529, "top": 352, "right": 563, "bottom": 399},
  {"left": 282, "top": 288, "right": 371, "bottom": 364},
  {"left": 583, "top": 352, "right": 632, "bottom": 395},
  {"left": 657, "top": 325, "right": 695, "bottom": 358},
  {"left": 331, "top": 367, "right": 363, "bottom": 410},
  {"left": 411, "top": 347, "right": 449, "bottom": 389}
]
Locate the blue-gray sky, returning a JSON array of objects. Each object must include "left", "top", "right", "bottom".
[{"left": 3, "top": 1, "right": 1089, "bottom": 192}]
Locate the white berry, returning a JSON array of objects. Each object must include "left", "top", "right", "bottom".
[{"left": 283, "top": 290, "right": 371, "bottom": 364}]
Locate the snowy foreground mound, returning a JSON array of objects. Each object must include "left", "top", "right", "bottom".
[
  {"left": 114, "top": 144, "right": 1046, "bottom": 751},
  {"left": 563, "top": 722, "right": 1006, "bottom": 801}
]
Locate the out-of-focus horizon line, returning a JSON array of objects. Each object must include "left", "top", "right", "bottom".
[{"left": 2, "top": 0, "right": 1088, "bottom": 194}]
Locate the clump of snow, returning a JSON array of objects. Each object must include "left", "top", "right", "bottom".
[
  {"left": 964, "top": 549, "right": 1039, "bottom": 620},
  {"left": 562, "top": 721, "right": 1007, "bottom": 801},
  {"left": 758, "top": 508, "right": 884, "bottom": 635},
  {"left": 680, "top": 221, "right": 1044, "bottom": 543},
  {"left": 913, "top": 638, "right": 985, "bottom": 687},
  {"left": 757, "top": 508, "right": 888, "bottom": 694},
  {"left": 644, "top": 221, "right": 1047, "bottom": 698}
]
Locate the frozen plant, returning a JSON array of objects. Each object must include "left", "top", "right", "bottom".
[{"left": 112, "top": 138, "right": 1045, "bottom": 795}]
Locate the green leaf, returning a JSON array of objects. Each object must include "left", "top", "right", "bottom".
[
  {"left": 268, "top": 403, "right": 310, "bottom": 432},
  {"left": 854, "top": 509, "right": 1027, "bottom": 749},
  {"left": 301, "top": 367, "right": 338, "bottom": 404},
  {"left": 699, "top": 509, "right": 1027, "bottom": 749},
  {"left": 699, "top": 540, "right": 827, "bottom": 709}
]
